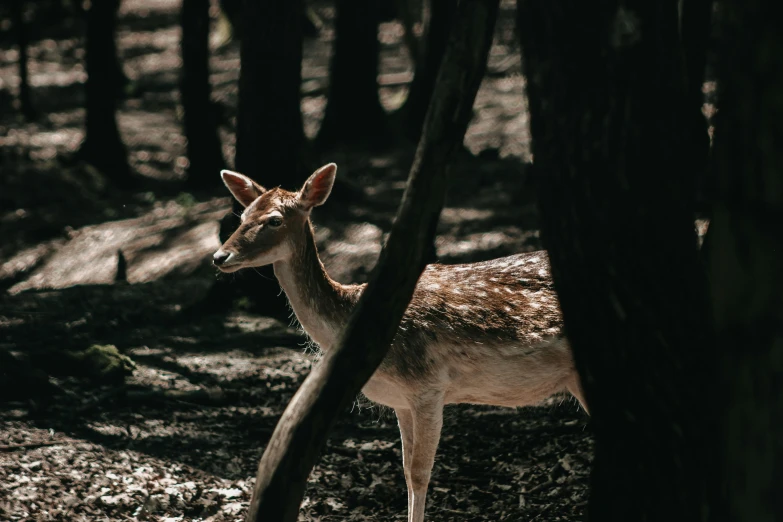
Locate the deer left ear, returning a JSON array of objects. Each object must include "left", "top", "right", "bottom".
[
  {"left": 221, "top": 170, "right": 266, "bottom": 208},
  {"left": 298, "top": 163, "right": 337, "bottom": 210}
]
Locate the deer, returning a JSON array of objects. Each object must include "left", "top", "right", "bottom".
[{"left": 212, "top": 163, "right": 588, "bottom": 522}]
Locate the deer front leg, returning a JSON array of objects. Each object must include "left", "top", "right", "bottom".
[
  {"left": 409, "top": 394, "right": 444, "bottom": 522},
  {"left": 395, "top": 408, "right": 415, "bottom": 516}
]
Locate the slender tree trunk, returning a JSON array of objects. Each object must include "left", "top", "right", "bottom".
[
  {"left": 79, "top": 0, "right": 131, "bottom": 184},
  {"left": 316, "top": 0, "right": 389, "bottom": 148},
  {"left": 403, "top": 0, "right": 457, "bottom": 142},
  {"left": 12, "top": 0, "right": 35, "bottom": 120},
  {"left": 519, "top": 1, "right": 719, "bottom": 520},
  {"left": 244, "top": 1, "right": 499, "bottom": 519},
  {"left": 707, "top": 0, "right": 783, "bottom": 518},
  {"left": 181, "top": 0, "right": 225, "bottom": 189},
  {"left": 394, "top": 0, "right": 421, "bottom": 69}
]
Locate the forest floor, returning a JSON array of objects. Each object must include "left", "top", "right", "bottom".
[{"left": 0, "top": 1, "right": 593, "bottom": 520}]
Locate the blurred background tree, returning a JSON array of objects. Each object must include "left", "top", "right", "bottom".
[
  {"left": 75, "top": 0, "right": 133, "bottom": 185},
  {"left": 316, "top": 0, "right": 389, "bottom": 149},
  {"left": 204, "top": 0, "right": 307, "bottom": 319},
  {"left": 10, "top": 0, "right": 35, "bottom": 120},
  {"left": 402, "top": 0, "right": 456, "bottom": 143},
  {"left": 181, "top": 0, "right": 225, "bottom": 190}
]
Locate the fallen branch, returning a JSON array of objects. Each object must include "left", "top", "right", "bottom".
[
  {"left": 125, "top": 387, "right": 238, "bottom": 406},
  {"left": 76, "top": 386, "right": 238, "bottom": 414},
  {"left": 0, "top": 440, "right": 74, "bottom": 452}
]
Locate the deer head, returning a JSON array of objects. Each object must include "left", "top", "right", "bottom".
[{"left": 212, "top": 163, "right": 337, "bottom": 272}]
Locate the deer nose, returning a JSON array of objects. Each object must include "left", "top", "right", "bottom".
[{"left": 213, "top": 250, "right": 232, "bottom": 266}]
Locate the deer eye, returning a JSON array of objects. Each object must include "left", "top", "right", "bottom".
[{"left": 268, "top": 216, "right": 283, "bottom": 227}]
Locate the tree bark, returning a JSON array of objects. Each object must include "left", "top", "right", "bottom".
[
  {"left": 394, "top": 0, "right": 421, "bottom": 70},
  {"left": 12, "top": 0, "right": 35, "bottom": 120},
  {"left": 181, "top": 0, "right": 225, "bottom": 189},
  {"left": 78, "top": 0, "right": 132, "bottom": 184},
  {"left": 707, "top": 0, "right": 783, "bottom": 518},
  {"left": 244, "top": 1, "right": 499, "bottom": 520},
  {"left": 519, "top": 1, "right": 719, "bottom": 520},
  {"left": 235, "top": 0, "right": 304, "bottom": 184},
  {"left": 403, "top": 0, "right": 457, "bottom": 142},
  {"left": 316, "top": 0, "right": 389, "bottom": 148},
  {"left": 680, "top": 0, "right": 714, "bottom": 214}
]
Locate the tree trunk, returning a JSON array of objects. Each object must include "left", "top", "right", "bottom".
[
  {"left": 707, "top": 0, "right": 783, "bottom": 518},
  {"left": 244, "top": 1, "right": 499, "bottom": 519},
  {"left": 78, "top": 0, "right": 132, "bottom": 184},
  {"left": 201, "top": 0, "right": 305, "bottom": 319},
  {"left": 394, "top": 0, "right": 423, "bottom": 68},
  {"left": 235, "top": 0, "right": 304, "bottom": 182},
  {"left": 181, "top": 0, "right": 225, "bottom": 189},
  {"left": 316, "top": 0, "right": 389, "bottom": 148},
  {"left": 519, "top": 1, "right": 719, "bottom": 520},
  {"left": 680, "top": 0, "right": 714, "bottom": 214},
  {"left": 12, "top": 0, "right": 35, "bottom": 120},
  {"left": 403, "top": 0, "right": 457, "bottom": 142}
]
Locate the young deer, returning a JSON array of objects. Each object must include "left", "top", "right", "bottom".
[{"left": 213, "top": 164, "right": 588, "bottom": 522}]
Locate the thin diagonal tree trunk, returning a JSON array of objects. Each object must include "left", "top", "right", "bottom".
[{"left": 245, "top": 1, "right": 500, "bottom": 519}]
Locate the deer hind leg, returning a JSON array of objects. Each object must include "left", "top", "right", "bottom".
[
  {"left": 395, "top": 408, "right": 415, "bottom": 516},
  {"left": 408, "top": 393, "right": 444, "bottom": 522},
  {"left": 566, "top": 371, "right": 589, "bottom": 414}
]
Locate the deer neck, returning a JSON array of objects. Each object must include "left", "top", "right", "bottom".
[{"left": 273, "top": 221, "right": 353, "bottom": 351}]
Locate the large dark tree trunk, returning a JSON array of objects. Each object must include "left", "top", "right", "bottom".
[
  {"left": 78, "top": 0, "right": 131, "bottom": 184},
  {"left": 519, "top": 1, "right": 719, "bottom": 520},
  {"left": 681, "top": 0, "right": 714, "bottom": 214},
  {"left": 12, "top": 0, "right": 35, "bottom": 120},
  {"left": 707, "top": 0, "right": 783, "bottom": 517},
  {"left": 244, "top": 1, "right": 499, "bottom": 519},
  {"left": 235, "top": 0, "right": 304, "bottom": 183},
  {"left": 202, "top": 0, "right": 305, "bottom": 319},
  {"left": 403, "top": 0, "right": 457, "bottom": 142},
  {"left": 316, "top": 0, "right": 389, "bottom": 148},
  {"left": 181, "top": 0, "right": 225, "bottom": 189}
]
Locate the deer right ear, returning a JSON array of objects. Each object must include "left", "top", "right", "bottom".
[
  {"left": 221, "top": 170, "right": 266, "bottom": 207},
  {"left": 298, "top": 163, "right": 337, "bottom": 210}
]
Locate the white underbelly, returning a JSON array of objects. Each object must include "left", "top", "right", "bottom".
[
  {"left": 361, "top": 373, "right": 410, "bottom": 410},
  {"left": 358, "top": 338, "right": 574, "bottom": 411}
]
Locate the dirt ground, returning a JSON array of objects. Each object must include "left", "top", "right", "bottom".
[{"left": 0, "top": 1, "right": 593, "bottom": 520}]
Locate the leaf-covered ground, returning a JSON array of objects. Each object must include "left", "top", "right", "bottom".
[{"left": 1, "top": 1, "right": 593, "bottom": 520}]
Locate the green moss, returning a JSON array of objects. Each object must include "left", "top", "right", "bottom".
[{"left": 71, "top": 344, "right": 136, "bottom": 382}]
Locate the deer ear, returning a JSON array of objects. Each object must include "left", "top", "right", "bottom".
[
  {"left": 221, "top": 170, "right": 266, "bottom": 207},
  {"left": 298, "top": 163, "right": 337, "bottom": 210}
]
